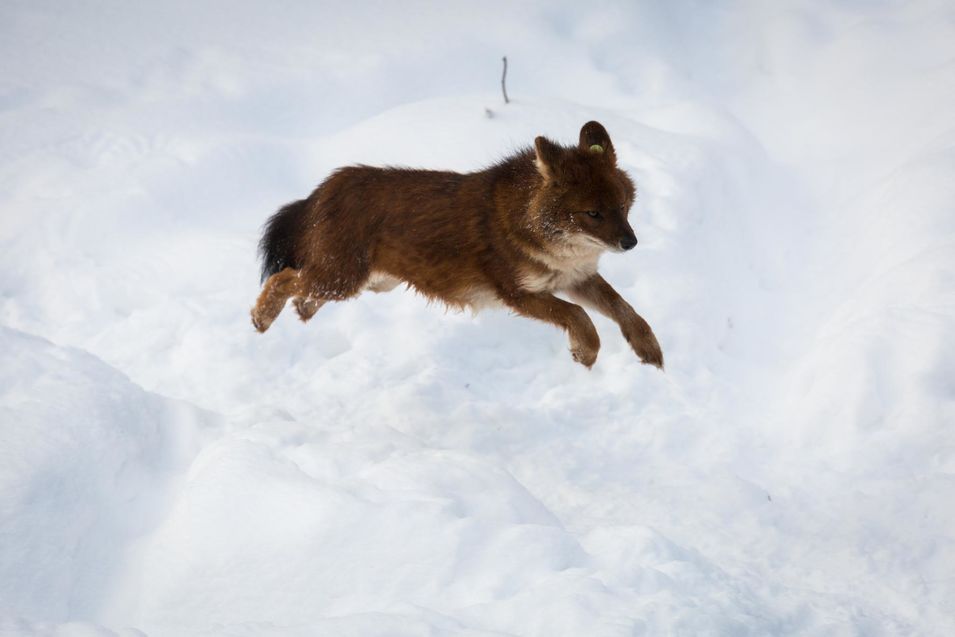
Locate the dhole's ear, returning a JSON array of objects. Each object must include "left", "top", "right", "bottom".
[
  {"left": 579, "top": 121, "right": 616, "bottom": 164},
  {"left": 534, "top": 135, "right": 563, "bottom": 181}
]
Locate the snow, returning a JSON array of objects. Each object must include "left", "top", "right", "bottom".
[{"left": 2, "top": 1, "right": 954, "bottom": 635}]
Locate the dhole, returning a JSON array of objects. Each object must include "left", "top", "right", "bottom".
[{"left": 251, "top": 121, "right": 663, "bottom": 369}]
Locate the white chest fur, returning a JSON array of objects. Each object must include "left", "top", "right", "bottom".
[
  {"left": 519, "top": 261, "right": 599, "bottom": 293},
  {"left": 519, "top": 241, "right": 602, "bottom": 293}
]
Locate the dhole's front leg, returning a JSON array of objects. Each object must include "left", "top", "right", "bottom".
[
  {"left": 501, "top": 292, "right": 600, "bottom": 368},
  {"left": 569, "top": 275, "right": 663, "bottom": 369}
]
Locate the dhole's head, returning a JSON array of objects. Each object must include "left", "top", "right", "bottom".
[{"left": 531, "top": 121, "right": 638, "bottom": 253}]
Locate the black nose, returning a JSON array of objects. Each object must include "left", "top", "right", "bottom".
[{"left": 620, "top": 236, "right": 638, "bottom": 251}]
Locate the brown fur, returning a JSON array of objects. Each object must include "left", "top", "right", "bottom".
[{"left": 251, "top": 121, "right": 663, "bottom": 369}]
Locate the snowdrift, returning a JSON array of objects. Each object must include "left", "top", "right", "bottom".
[{"left": 0, "top": 328, "right": 211, "bottom": 630}]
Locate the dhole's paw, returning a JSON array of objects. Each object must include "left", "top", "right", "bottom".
[
  {"left": 571, "top": 345, "right": 598, "bottom": 368},
  {"left": 569, "top": 324, "right": 600, "bottom": 369},
  {"left": 626, "top": 325, "right": 664, "bottom": 369},
  {"left": 293, "top": 296, "right": 321, "bottom": 322},
  {"left": 250, "top": 308, "right": 272, "bottom": 333}
]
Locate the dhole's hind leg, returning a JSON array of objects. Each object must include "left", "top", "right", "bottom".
[
  {"left": 299, "top": 253, "right": 372, "bottom": 305},
  {"left": 253, "top": 251, "right": 371, "bottom": 332},
  {"left": 251, "top": 267, "right": 304, "bottom": 332},
  {"left": 292, "top": 296, "right": 325, "bottom": 322}
]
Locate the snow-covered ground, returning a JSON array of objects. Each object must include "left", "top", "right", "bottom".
[{"left": 2, "top": 1, "right": 954, "bottom": 635}]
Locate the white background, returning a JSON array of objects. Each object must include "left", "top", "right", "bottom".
[{"left": 1, "top": 1, "right": 954, "bottom": 635}]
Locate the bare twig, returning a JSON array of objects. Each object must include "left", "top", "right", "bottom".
[{"left": 501, "top": 56, "right": 510, "bottom": 104}]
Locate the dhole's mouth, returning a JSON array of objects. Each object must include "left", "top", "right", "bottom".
[
  {"left": 574, "top": 234, "right": 635, "bottom": 253},
  {"left": 570, "top": 234, "right": 614, "bottom": 252}
]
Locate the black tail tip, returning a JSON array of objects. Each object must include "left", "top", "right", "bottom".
[{"left": 258, "top": 198, "right": 307, "bottom": 283}]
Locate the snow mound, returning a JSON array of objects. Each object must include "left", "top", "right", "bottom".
[{"left": 0, "top": 328, "right": 211, "bottom": 627}]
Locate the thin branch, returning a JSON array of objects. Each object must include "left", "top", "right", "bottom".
[{"left": 501, "top": 56, "right": 510, "bottom": 104}]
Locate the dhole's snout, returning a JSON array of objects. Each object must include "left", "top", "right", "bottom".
[
  {"left": 616, "top": 222, "right": 638, "bottom": 251},
  {"left": 619, "top": 234, "right": 638, "bottom": 251}
]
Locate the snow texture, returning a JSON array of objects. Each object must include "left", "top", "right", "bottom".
[{"left": 1, "top": 1, "right": 954, "bottom": 635}]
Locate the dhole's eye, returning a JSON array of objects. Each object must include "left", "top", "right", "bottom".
[{"left": 586, "top": 210, "right": 601, "bottom": 219}]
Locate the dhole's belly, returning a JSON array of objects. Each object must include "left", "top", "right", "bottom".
[
  {"left": 460, "top": 286, "right": 502, "bottom": 312},
  {"left": 363, "top": 270, "right": 501, "bottom": 312},
  {"left": 363, "top": 271, "right": 402, "bottom": 293}
]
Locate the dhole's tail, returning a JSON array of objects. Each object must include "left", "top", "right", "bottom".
[{"left": 258, "top": 199, "right": 307, "bottom": 283}]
